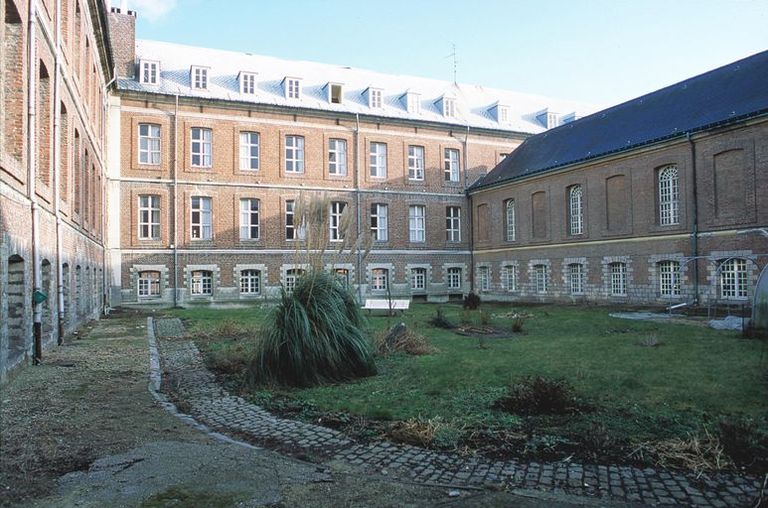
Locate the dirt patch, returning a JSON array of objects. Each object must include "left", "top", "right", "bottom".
[{"left": 453, "top": 325, "right": 514, "bottom": 338}]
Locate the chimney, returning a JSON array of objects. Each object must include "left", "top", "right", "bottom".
[{"left": 107, "top": 7, "right": 137, "bottom": 78}]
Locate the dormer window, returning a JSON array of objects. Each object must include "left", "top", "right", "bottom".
[
  {"left": 366, "top": 87, "right": 383, "bottom": 108},
  {"left": 536, "top": 108, "right": 559, "bottom": 129},
  {"left": 328, "top": 82, "right": 343, "bottom": 104},
  {"left": 284, "top": 77, "right": 301, "bottom": 99},
  {"left": 439, "top": 96, "right": 456, "bottom": 117},
  {"left": 139, "top": 60, "right": 159, "bottom": 84},
  {"left": 190, "top": 66, "right": 209, "bottom": 90},
  {"left": 402, "top": 91, "right": 420, "bottom": 114},
  {"left": 239, "top": 72, "right": 257, "bottom": 94},
  {"left": 490, "top": 103, "right": 510, "bottom": 124}
]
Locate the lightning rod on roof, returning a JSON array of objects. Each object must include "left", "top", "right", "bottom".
[{"left": 446, "top": 43, "right": 458, "bottom": 85}]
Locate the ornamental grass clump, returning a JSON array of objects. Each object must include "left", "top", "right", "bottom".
[{"left": 250, "top": 270, "right": 377, "bottom": 387}]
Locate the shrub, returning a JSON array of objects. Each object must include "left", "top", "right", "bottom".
[
  {"left": 511, "top": 317, "right": 525, "bottom": 333},
  {"left": 374, "top": 327, "right": 436, "bottom": 356},
  {"left": 249, "top": 270, "right": 377, "bottom": 387},
  {"left": 429, "top": 307, "right": 454, "bottom": 329},
  {"left": 463, "top": 292, "right": 481, "bottom": 310},
  {"left": 493, "top": 376, "right": 582, "bottom": 416}
]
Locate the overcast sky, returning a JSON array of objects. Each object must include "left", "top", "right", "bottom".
[{"left": 126, "top": 0, "right": 768, "bottom": 108}]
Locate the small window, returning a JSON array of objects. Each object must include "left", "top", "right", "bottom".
[
  {"left": 140, "top": 60, "right": 159, "bottom": 84},
  {"left": 478, "top": 266, "right": 490, "bottom": 292},
  {"left": 405, "top": 92, "right": 420, "bottom": 114},
  {"left": 240, "top": 269, "right": 260, "bottom": 295},
  {"left": 191, "top": 196, "right": 212, "bottom": 240},
  {"left": 443, "top": 97, "right": 456, "bottom": 117},
  {"left": 447, "top": 267, "right": 462, "bottom": 289},
  {"left": 285, "top": 77, "right": 301, "bottom": 99},
  {"left": 138, "top": 123, "right": 161, "bottom": 165},
  {"left": 285, "top": 135, "right": 305, "bottom": 173},
  {"left": 610, "top": 262, "right": 627, "bottom": 296},
  {"left": 569, "top": 263, "right": 584, "bottom": 295},
  {"left": 190, "top": 270, "right": 213, "bottom": 295},
  {"left": 370, "top": 203, "right": 388, "bottom": 242},
  {"left": 370, "top": 142, "right": 387, "bottom": 178},
  {"left": 191, "top": 127, "right": 212, "bottom": 167},
  {"left": 534, "top": 264, "right": 548, "bottom": 293},
  {"left": 503, "top": 265, "right": 517, "bottom": 292},
  {"left": 658, "top": 165, "right": 680, "bottom": 225},
  {"left": 446, "top": 206, "right": 461, "bottom": 242},
  {"left": 330, "top": 83, "right": 343, "bottom": 104},
  {"left": 239, "top": 132, "right": 260, "bottom": 170},
  {"left": 138, "top": 271, "right": 161, "bottom": 298},
  {"left": 239, "top": 198, "right": 260, "bottom": 240},
  {"left": 138, "top": 195, "right": 160, "bottom": 240},
  {"left": 410, "top": 268, "right": 427, "bottom": 291},
  {"left": 240, "top": 72, "right": 256, "bottom": 94},
  {"left": 369, "top": 88, "right": 382, "bottom": 108},
  {"left": 285, "top": 200, "right": 305, "bottom": 240},
  {"left": 191, "top": 66, "right": 208, "bottom": 90},
  {"left": 444, "top": 148, "right": 460, "bottom": 182},
  {"left": 371, "top": 268, "right": 389, "bottom": 292},
  {"left": 285, "top": 268, "right": 306, "bottom": 293},
  {"left": 409, "top": 205, "right": 425, "bottom": 242},
  {"left": 505, "top": 199, "right": 515, "bottom": 241},
  {"left": 329, "top": 201, "right": 347, "bottom": 242},
  {"left": 569, "top": 185, "right": 584, "bottom": 235},
  {"left": 499, "top": 105, "right": 509, "bottom": 123},
  {"left": 658, "top": 260, "right": 680, "bottom": 296},
  {"left": 328, "top": 138, "right": 347, "bottom": 176},
  {"left": 334, "top": 268, "right": 350, "bottom": 288},
  {"left": 408, "top": 145, "right": 425, "bottom": 181},
  {"left": 720, "top": 258, "right": 748, "bottom": 299}
]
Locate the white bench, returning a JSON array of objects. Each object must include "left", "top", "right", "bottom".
[{"left": 362, "top": 299, "right": 410, "bottom": 314}]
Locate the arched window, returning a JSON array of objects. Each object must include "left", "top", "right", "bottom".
[
  {"left": 502, "top": 264, "right": 517, "bottom": 292},
  {"left": 477, "top": 266, "right": 490, "bottom": 292},
  {"left": 190, "top": 270, "right": 213, "bottom": 295},
  {"left": 138, "top": 271, "right": 161, "bottom": 298},
  {"left": 505, "top": 199, "right": 515, "bottom": 241},
  {"left": 609, "top": 262, "right": 627, "bottom": 296},
  {"left": 569, "top": 185, "right": 583, "bottom": 235},
  {"left": 533, "top": 264, "right": 548, "bottom": 293},
  {"left": 568, "top": 263, "right": 584, "bottom": 294},
  {"left": 240, "top": 269, "right": 260, "bottom": 295},
  {"left": 410, "top": 267, "right": 427, "bottom": 291},
  {"left": 720, "top": 259, "right": 748, "bottom": 299},
  {"left": 658, "top": 165, "right": 679, "bottom": 225},
  {"left": 371, "top": 268, "right": 389, "bottom": 292},
  {"left": 285, "top": 268, "right": 305, "bottom": 293}
]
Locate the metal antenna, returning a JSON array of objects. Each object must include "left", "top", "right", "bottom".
[{"left": 449, "top": 43, "right": 458, "bottom": 85}]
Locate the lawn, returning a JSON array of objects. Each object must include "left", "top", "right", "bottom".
[{"left": 167, "top": 302, "right": 768, "bottom": 470}]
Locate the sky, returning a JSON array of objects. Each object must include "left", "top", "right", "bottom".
[{"left": 125, "top": 0, "right": 768, "bottom": 108}]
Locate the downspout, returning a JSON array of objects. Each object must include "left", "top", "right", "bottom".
[
  {"left": 172, "top": 94, "right": 179, "bottom": 306},
  {"left": 53, "top": 0, "right": 64, "bottom": 344},
  {"left": 462, "top": 125, "right": 474, "bottom": 294},
  {"left": 354, "top": 113, "right": 362, "bottom": 303},
  {"left": 102, "top": 68, "right": 116, "bottom": 314},
  {"left": 28, "top": 0, "right": 42, "bottom": 363},
  {"left": 686, "top": 132, "right": 700, "bottom": 304}
]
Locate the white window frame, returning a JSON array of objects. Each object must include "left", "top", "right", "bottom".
[
  {"left": 191, "top": 127, "right": 212, "bottom": 168},
  {"left": 408, "top": 145, "right": 425, "bottom": 181},
  {"left": 138, "top": 194, "right": 160, "bottom": 240},
  {"left": 659, "top": 165, "right": 680, "bottom": 226},
  {"left": 239, "top": 269, "right": 260, "bottom": 295},
  {"left": 569, "top": 185, "right": 584, "bottom": 235},
  {"left": 444, "top": 148, "right": 460, "bottom": 182},
  {"left": 505, "top": 199, "right": 516, "bottom": 241},
  {"left": 239, "top": 198, "right": 260, "bottom": 240},
  {"left": 239, "top": 72, "right": 256, "bottom": 94},
  {"left": 138, "top": 123, "right": 161, "bottom": 165},
  {"left": 329, "top": 83, "right": 343, "bottom": 104},
  {"left": 191, "top": 196, "right": 212, "bottom": 240},
  {"left": 446, "top": 206, "right": 461, "bottom": 242},
  {"left": 285, "top": 200, "right": 305, "bottom": 240},
  {"left": 443, "top": 97, "right": 456, "bottom": 117},
  {"left": 239, "top": 132, "right": 260, "bottom": 171},
  {"left": 329, "top": 201, "right": 346, "bottom": 242},
  {"left": 534, "top": 265, "right": 548, "bottom": 293},
  {"left": 503, "top": 265, "right": 518, "bottom": 292},
  {"left": 191, "top": 66, "right": 208, "bottom": 90},
  {"left": 405, "top": 92, "right": 420, "bottom": 114},
  {"left": 369, "top": 88, "right": 382, "bottom": 108},
  {"left": 285, "top": 135, "right": 305, "bottom": 173},
  {"left": 285, "top": 268, "right": 306, "bottom": 293},
  {"left": 371, "top": 268, "right": 389, "bottom": 292},
  {"left": 499, "top": 105, "right": 509, "bottom": 123},
  {"left": 720, "top": 258, "right": 748, "bottom": 299},
  {"left": 190, "top": 270, "right": 212, "bottom": 295},
  {"left": 410, "top": 267, "right": 427, "bottom": 291},
  {"left": 447, "top": 267, "right": 462, "bottom": 290},
  {"left": 370, "top": 203, "right": 388, "bottom": 242},
  {"left": 409, "top": 205, "right": 426, "bottom": 243},
  {"left": 370, "top": 142, "right": 387, "bottom": 178},
  {"left": 658, "top": 260, "right": 681, "bottom": 296},
  {"left": 478, "top": 266, "right": 490, "bottom": 292},
  {"left": 569, "top": 263, "right": 585, "bottom": 295},
  {"left": 137, "top": 270, "right": 161, "bottom": 298},
  {"left": 609, "top": 262, "right": 627, "bottom": 296},
  {"left": 328, "top": 138, "right": 347, "bottom": 176},
  {"left": 140, "top": 60, "right": 159, "bottom": 84},
  {"left": 285, "top": 77, "right": 301, "bottom": 99}
]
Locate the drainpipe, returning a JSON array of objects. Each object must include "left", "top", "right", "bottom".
[
  {"left": 686, "top": 132, "right": 700, "bottom": 304},
  {"left": 102, "top": 68, "right": 116, "bottom": 314},
  {"left": 461, "top": 125, "right": 474, "bottom": 294},
  {"left": 53, "top": 0, "right": 64, "bottom": 344},
  {"left": 27, "top": 0, "right": 43, "bottom": 364},
  {"left": 354, "top": 113, "right": 362, "bottom": 303},
  {"left": 172, "top": 94, "right": 179, "bottom": 306}
]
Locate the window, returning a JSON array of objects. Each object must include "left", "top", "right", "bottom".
[
  {"left": 329, "top": 83, "right": 343, "bottom": 104},
  {"left": 190, "top": 270, "right": 212, "bottom": 295},
  {"left": 138, "top": 271, "right": 160, "bottom": 298},
  {"left": 191, "top": 66, "right": 208, "bottom": 90},
  {"left": 370, "top": 142, "right": 387, "bottom": 178},
  {"left": 405, "top": 92, "right": 420, "bottom": 114},
  {"left": 505, "top": 199, "right": 516, "bottom": 241},
  {"left": 569, "top": 185, "right": 584, "bottom": 235},
  {"left": 138, "top": 195, "right": 160, "bottom": 239},
  {"left": 285, "top": 200, "right": 305, "bottom": 240},
  {"left": 239, "top": 198, "right": 260, "bottom": 240},
  {"left": 658, "top": 165, "right": 680, "bottom": 225},
  {"left": 447, "top": 267, "right": 462, "bottom": 289},
  {"left": 610, "top": 262, "right": 627, "bottom": 296},
  {"left": 444, "top": 148, "right": 460, "bottom": 182},
  {"left": 720, "top": 258, "right": 748, "bottom": 299},
  {"left": 534, "top": 264, "right": 548, "bottom": 293},
  {"left": 328, "top": 138, "right": 347, "bottom": 176},
  {"left": 499, "top": 106, "right": 509, "bottom": 123},
  {"left": 240, "top": 72, "right": 256, "bottom": 94},
  {"left": 478, "top": 266, "right": 490, "bottom": 292},
  {"left": 411, "top": 268, "right": 427, "bottom": 291},
  {"left": 658, "top": 260, "right": 680, "bottom": 296},
  {"left": 409, "top": 205, "right": 425, "bottom": 242},
  {"left": 285, "top": 268, "right": 305, "bottom": 293},
  {"left": 569, "top": 264, "right": 584, "bottom": 294},
  {"left": 443, "top": 97, "right": 456, "bottom": 117},
  {"left": 446, "top": 206, "right": 461, "bottom": 242},
  {"left": 240, "top": 269, "right": 260, "bottom": 295},
  {"left": 140, "top": 60, "right": 159, "bottom": 84},
  {"left": 408, "top": 145, "right": 425, "bottom": 181},
  {"left": 138, "top": 123, "right": 161, "bottom": 165},
  {"left": 370, "top": 203, "right": 388, "bottom": 241},
  {"left": 503, "top": 265, "right": 518, "bottom": 291},
  {"left": 285, "top": 135, "right": 304, "bottom": 173},
  {"left": 329, "top": 201, "right": 346, "bottom": 242},
  {"left": 334, "top": 268, "right": 350, "bottom": 288},
  {"left": 285, "top": 77, "right": 301, "bottom": 99},
  {"left": 239, "top": 132, "right": 260, "bottom": 170},
  {"left": 191, "top": 196, "right": 212, "bottom": 240},
  {"left": 191, "top": 127, "right": 212, "bottom": 167},
  {"left": 371, "top": 268, "right": 389, "bottom": 291},
  {"left": 369, "top": 88, "right": 382, "bottom": 108}
]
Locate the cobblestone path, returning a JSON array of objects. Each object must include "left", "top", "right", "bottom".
[{"left": 154, "top": 318, "right": 764, "bottom": 507}]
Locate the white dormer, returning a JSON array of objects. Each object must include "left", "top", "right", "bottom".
[
  {"left": 560, "top": 112, "right": 581, "bottom": 124},
  {"left": 326, "top": 82, "right": 343, "bottom": 104},
  {"left": 283, "top": 77, "right": 302, "bottom": 99},
  {"left": 364, "top": 87, "right": 383, "bottom": 108},
  {"left": 190, "top": 65, "right": 209, "bottom": 90},
  {"left": 436, "top": 95, "right": 457, "bottom": 117},
  {"left": 401, "top": 91, "right": 421, "bottom": 114},
  {"left": 238, "top": 71, "right": 257, "bottom": 94},
  {"left": 489, "top": 102, "right": 510, "bottom": 124},
  {"left": 536, "top": 108, "right": 559, "bottom": 129},
  {"left": 139, "top": 59, "right": 159, "bottom": 85}
]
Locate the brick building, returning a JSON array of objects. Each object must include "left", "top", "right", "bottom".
[{"left": 0, "top": 0, "right": 112, "bottom": 381}]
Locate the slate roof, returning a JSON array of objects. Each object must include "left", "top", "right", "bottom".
[
  {"left": 117, "top": 40, "right": 596, "bottom": 135},
  {"left": 472, "top": 50, "right": 768, "bottom": 191}
]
